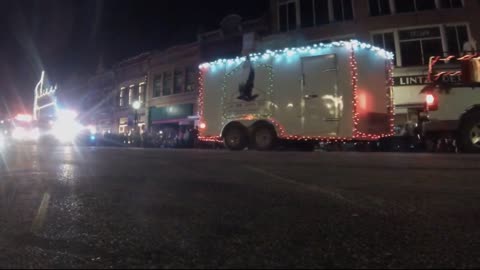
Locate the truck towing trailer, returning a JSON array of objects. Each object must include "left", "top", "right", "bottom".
[
  {"left": 420, "top": 54, "right": 480, "bottom": 153},
  {"left": 197, "top": 40, "right": 395, "bottom": 151}
]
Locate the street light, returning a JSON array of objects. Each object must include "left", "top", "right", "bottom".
[{"left": 132, "top": 101, "right": 141, "bottom": 111}]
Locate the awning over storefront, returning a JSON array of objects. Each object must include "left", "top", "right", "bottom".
[{"left": 149, "top": 103, "right": 194, "bottom": 125}]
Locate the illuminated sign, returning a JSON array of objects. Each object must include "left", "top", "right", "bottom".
[{"left": 33, "top": 71, "right": 57, "bottom": 120}]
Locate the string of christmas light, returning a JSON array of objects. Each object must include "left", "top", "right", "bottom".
[
  {"left": 350, "top": 44, "right": 360, "bottom": 138},
  {"left": 199, "top": 40, "right": 394, "bottom": 70},
  {"left": 386, "top": 59, "right": 396, "bottom": 137},
  {"left": 198, "top": 67, "right": 206, "bottom": 136}
]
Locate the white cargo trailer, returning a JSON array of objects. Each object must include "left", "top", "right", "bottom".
[{"left": 197, "top": 40, "right": 395, "bottom": 151}]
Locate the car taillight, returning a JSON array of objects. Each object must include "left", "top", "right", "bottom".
[{"left": 426, "top": 94, "right": 439, "bottom": 111}]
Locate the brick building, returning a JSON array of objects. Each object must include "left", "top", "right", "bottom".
[
  {"left": 112, "top": 53, "right": 151, "bottom": 134},
  {"left": 144, "top": 15, "right": 269, "bottom": 136}
]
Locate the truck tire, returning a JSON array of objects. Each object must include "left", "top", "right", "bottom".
[
  {"left": 253, "top": 125, "right": 277, "bottom": 151},
  {"left": 224, "top": 125, "right": 248, "bottom": 151},
  {"left": 458, "top": 111, "right": 480, "bottom": 153}
]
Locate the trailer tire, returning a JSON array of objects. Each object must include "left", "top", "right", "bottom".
[
  {"left": 223, "top": 125, "right": 248, "bottom": 151},
  {"left": 458, "top": 111, "right": 480, "bottom": 153},
  {"left": 252, "top": 125, "right": 277, "bottom": 151}
]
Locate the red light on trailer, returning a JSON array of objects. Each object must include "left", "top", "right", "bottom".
[
  {"left": 199, "top": 123, "right": 207, "bottom": 129},
  {"left": 426, "top": 94, "right": 435, "bottom": 106},
  {"left": 426, "top": 94, "right": 439, "bottom": 111}
]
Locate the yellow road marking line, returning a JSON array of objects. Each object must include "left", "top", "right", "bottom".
[{"left": 31, "top": 192, "right": 51, "bottom": 234}]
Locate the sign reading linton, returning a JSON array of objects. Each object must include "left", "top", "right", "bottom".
[{"left": 394, "top": 75, "right": 462, "bottom": 86}]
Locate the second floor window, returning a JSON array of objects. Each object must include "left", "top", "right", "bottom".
[
  {"left": 373, "top": 32, "right": 396, "bottom": 61},
  {"left": 185, "top": 67, "right": 197, "bottom": 92},
  {"left": 369, "top": 0, "right": 391, "bottom": 16},
  {"left": 153, "top": 75, "right": 162, "bottom": 98},
  {"left": 174, "top": 69, "right": 185, "bottom": 94},
  {"left": 279, "top": 0, "right": 297, "bottom": 32},
  {"left": 139, "top": 84, "right": 146, "bottom": 104},
  {"left": 128, "top": 86, "right": 139, "bottom": 105},
  {"left": 333, "top": 0, "right": 353, "bottom": 22},
  {"left": 119, "top": 88, "right": 127, "bottom": 107},
  {"left": 439, "top": 0, "right": 463, "bottom": 8},
  {"left": 300, "top": 0, "right": 329, "bottom": 28},
  {"left": 163, "top": 71, "right": 172, "bottom": 96},
  {"left": 446, "top": 25, "right": 469, "bottom": 55},
  {"left": 399, "top": 27, "right": 443, "bottom": 66},
  {"left": 395, "top": 0, "right": 436, "bottom": 13}
]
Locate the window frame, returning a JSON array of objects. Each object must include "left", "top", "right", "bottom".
[
  {"left": 395, "top": 0, "right": 435, "bottom": 13},
  {"left": 368, "top": 0, "right": 392, "bottom": 16},
  {"left": 139, "top": 83, "right": 146, "bottom": 104},
  {"left": 119, "top": 87, "right": 126, "bottom": 107},
  {"left": 185, "top": 66, "right": 198, "bottom": 93},
  {"left": 332, "top": 0, "right": 354, "bottom": 22},
  {"left": 397, "top": 25, "right": 446, "bottom": 67},
  {"left": 152, "top": 74, "right": 163, "bottom": 98},
  {"left": 300, "top": 0, "right": 331, "bottom": 28},
  {"left": 444, "top": 22, "right": 472, "bottom": 55},
  {"left": 439, "top": 0, "right": 464, "bottom": 9},
  {"left": 371, "top": 23, "right": 472, "bottom": 67},
  {"left": 278, "top": 0, "right": 299, "bottom": 32},
  {"left": 162, "top": 71, "right": 173, "bottom": 97},
  {"left": 173, "top": 68, "right": 186, "bottom": 95}
]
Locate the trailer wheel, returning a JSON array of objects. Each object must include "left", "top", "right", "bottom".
[
  {"left": 458, "top": 111, "right": 480, "bottom": 153},
  {"left": 223, "top": 125, "right": 248, "bottom": 151},
  {"left": 253, "top": 125, "right": 277, "bottom": 151}
]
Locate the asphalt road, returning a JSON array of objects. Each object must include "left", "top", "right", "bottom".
[{"left": 1, "top": 145, "right": 480, "bottom": 269}]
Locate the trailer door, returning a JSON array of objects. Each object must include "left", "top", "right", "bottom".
[{"left": 301, "top": 54, "right": 340, "bottom": 136}]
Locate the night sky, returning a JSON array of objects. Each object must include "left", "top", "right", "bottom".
[{"left": 0, "top": 0, "right": 270, "bottom": 115}]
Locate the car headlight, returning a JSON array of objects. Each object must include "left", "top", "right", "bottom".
[
  {"left": 12, "top": 127, "right": 27, "bottom": 140},
  {"left": 52, "top": 121, "right": 84, "bottom": 143},
  {"left": 0, "top": 134, "right": 4, "bottom": 148}
]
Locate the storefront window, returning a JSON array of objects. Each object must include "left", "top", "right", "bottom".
[
  {"left": 446, "top": 25, "right": 469, "bottom": 55},
  {"left": 399, "top": 27, "right": 443, "bottom": 66},
  {"left": 369, "top": 0, "right": 391, "bottom": 16}
]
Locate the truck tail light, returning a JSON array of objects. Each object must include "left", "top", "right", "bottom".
[
  {"left": 199, "top": 122, "right": 207, "bottom": 130},
  {"left": 426, "top": 94, "right": 439, "bottom": 111}
]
